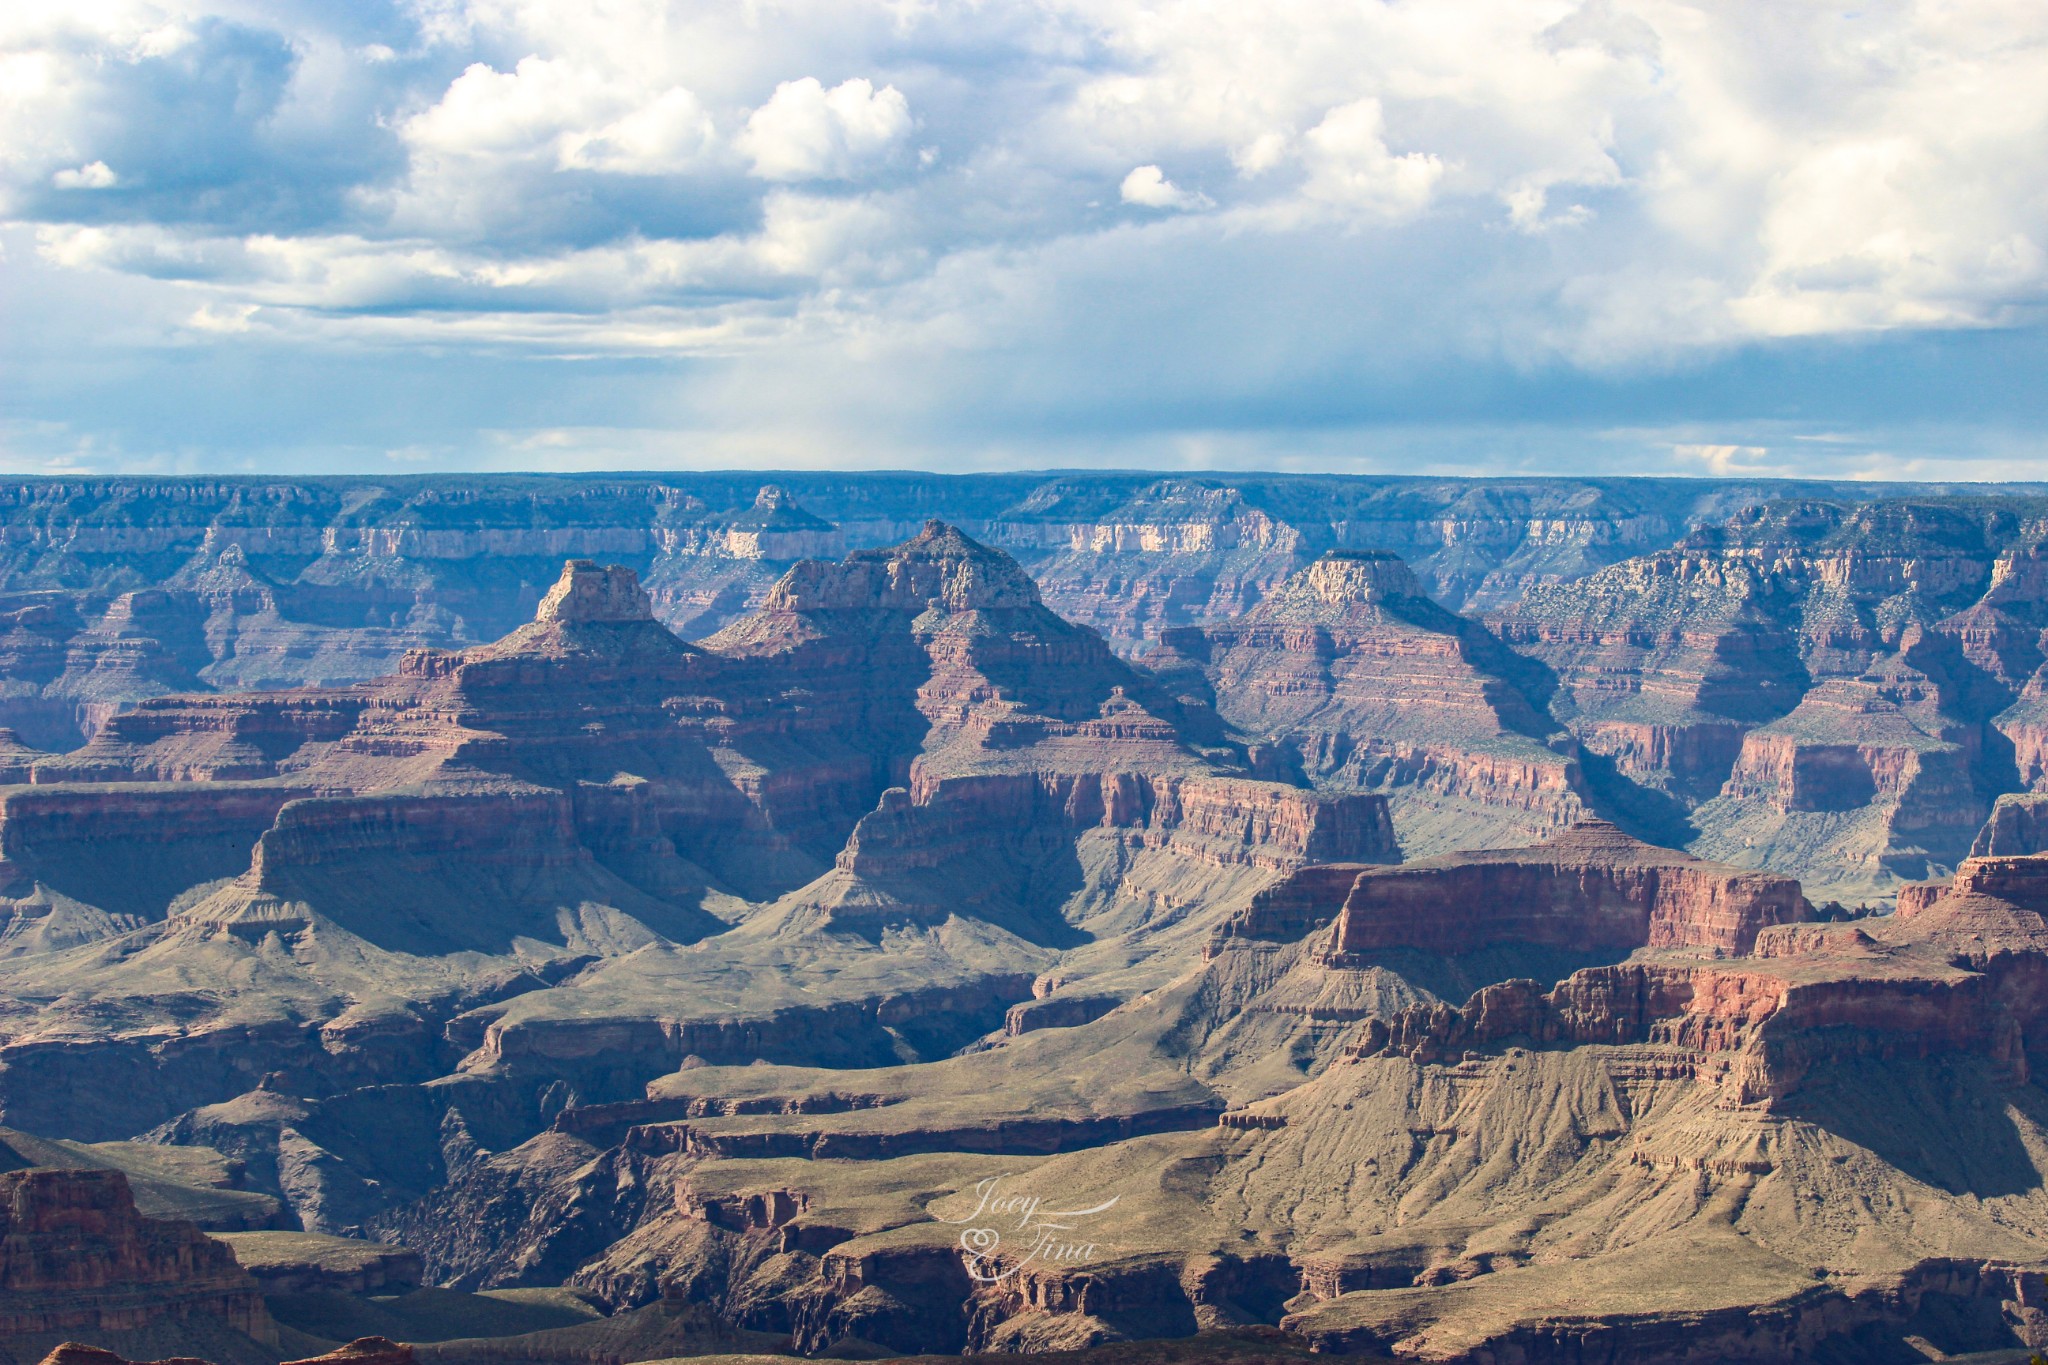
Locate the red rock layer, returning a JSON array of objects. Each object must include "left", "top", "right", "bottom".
[
  {"left": 1356, "top": 854, "right": 2048, "bottom": 1103},
  {"left": 0, "top": 1169, "right": 271, "bottom": 1343},
  {"left": 0, "top": 784, "right": 298, "bottom": 902},
  {"left": 1320, "top": 820, "right": 1807, "bottom": 958},
  {"left": 842, "top": 772, "right": 1393, "bottom": 881},
  {"left": 38, "top": 1348, "right": 219, "bottom": 1365}
]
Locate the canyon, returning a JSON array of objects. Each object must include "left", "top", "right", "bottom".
[{"left": 3, "top": 476, "right": 2048, "bottom": 1364}]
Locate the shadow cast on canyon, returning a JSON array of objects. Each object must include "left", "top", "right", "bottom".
[{"left": 1777, "top": 1053, "right": 2047, "bottom": 1200}]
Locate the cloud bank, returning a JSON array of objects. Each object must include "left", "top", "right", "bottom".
[{"left": 3, "top": 0, "right": 2047, "bottom": 474}]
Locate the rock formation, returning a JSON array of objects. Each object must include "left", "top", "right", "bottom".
[
  {"left": 6, "top": 479, "right": 2048, "bottom": 1364},
  {"left": 408, "top": 832, "right": 2048, "bottom": 1361},
  {"left": 1149, "top": 550, "right": 1589, "bottom": 854},
  {"left": 0, "top": 1168, "right": 273, "bottom": 1365},
  {"left": 1223, "top": 819, "right": 1807, "bottom": 959},
  {"left": 281, "top": 1340, "right": 412, "bottom": 1365},
  {"left": 1327, "top": 819, "right": 1809, "bottom": 957},
  {"left": 1497, "top": 497, "right": 2048, "bottom": 899},
  {"left": 0, "top": 473, "right": 1930, "bottom": 748},
  {"left": 0, "top": 530, "right": 1386, "bottom": 1177},
  {"left": 36, "top": 1349, "right": 221, "bottom": 1365}
]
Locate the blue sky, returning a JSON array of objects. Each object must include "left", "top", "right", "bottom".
[{"left": 5, "top": 0, "right": 2048, "bottom": 479}]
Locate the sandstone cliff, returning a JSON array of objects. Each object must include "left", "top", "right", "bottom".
[
  {"left": 1223, "top": 819, "right": 1807, "bottom": 961},
  {"left": 0, "top": 1167, "right": 273, "bottom": 1365}
]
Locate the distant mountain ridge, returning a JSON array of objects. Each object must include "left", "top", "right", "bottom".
[{"left": 0, "top": 472, "right": 2037, "bottom": 750}]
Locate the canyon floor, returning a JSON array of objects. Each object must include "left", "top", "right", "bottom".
[{"left": 6, "top": 477, "right": 2048, "bottom": 1364}]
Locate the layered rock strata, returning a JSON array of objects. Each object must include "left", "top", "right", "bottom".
[
  {"left": 1150, "top": 551, "right": 1588, "bottom": 855},
  {"left": 0, "top": 473, "right": 1942, "bottom": 747},
  {"left": 1497, "top": 497, "right": 2048, "bottom": 898},
  {"left": 1227, "top": 819, "right": 1807, "bottom": 961},
  {"left": 0, "top": 1168, "right": 272, "bottom": 1363},
  {"left": 0, "top": 530, "right": 1388, "bottom": 1153}
]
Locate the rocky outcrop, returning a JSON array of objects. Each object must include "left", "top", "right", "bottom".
[
  {"left": 36, "top": 1348, "right": 221, "bottom": 1365},
  {"left": 0, "top": 1168, "right": 272, "bottom": 1356},
  {"left": 283, "top": 1341, "right": 413, "bottom": 1365},
  {"left": 840, "top": 773, "right": 1394, "bottom": 882},
  {"left": 1974, "top": 791, "right": 2048, "bottom": 856},
  {"left": 1307, "top": 820, "right": 1809, "bottom": 960},
  {"left": 213, "top": 1230, "right": 423, "bottom": 1295},
  {"left": 1149, "top": 551, "right": 1588, "bottom": 855},
  {"left": 1352, "top": 853, "right": 2048, "bottom": 1103}
]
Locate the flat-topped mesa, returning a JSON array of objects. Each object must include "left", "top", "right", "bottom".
[
  {"left": 1321, "top": 820, "right": 1810, "bottom": 958},
  {"left": 535, "top": 559, "right": 655, "bottom": 624},
  {"left": 440, "top": 558, "right": 698, "bottom": 673},
  {"left": 1250, "top": 550, "right": 1428, "bottom": 621},
  {"left": 763, "top": 521, "right": 1043, "bottom": 615}
]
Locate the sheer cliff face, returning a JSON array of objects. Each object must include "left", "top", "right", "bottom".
[
  {"left": 1324, "top": 820, "right": 1809, "bottom": 959},
  {"left": 1150, "top": 551, "right": 1587, "bottom": 856}
]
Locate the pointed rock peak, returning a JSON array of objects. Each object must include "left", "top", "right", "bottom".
[
  {"left": 737, "top": 483, "right": 831, "bottom": 526},
  {"left": 877, "top": 521, "right": 1042, "bottom": 611},
  {"left": 536, "top": 559, "right": 654, "bottom": 624}
]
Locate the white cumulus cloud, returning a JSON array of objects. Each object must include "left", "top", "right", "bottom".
[
  {"left": 52, "top": 161, "right": 118, "bottom": 190},
  {"left": 738, "top": 77, "right": 911, "bottom": 182},
  {"left": 1120, "top": 166, "right": 1208, "bottom": 210},
  {"left": 6, "top": 0, "right": 2048, "bottom": 473},
  {"left": 1299, "top": 99, "right": 1443, "bottom": 218}
]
